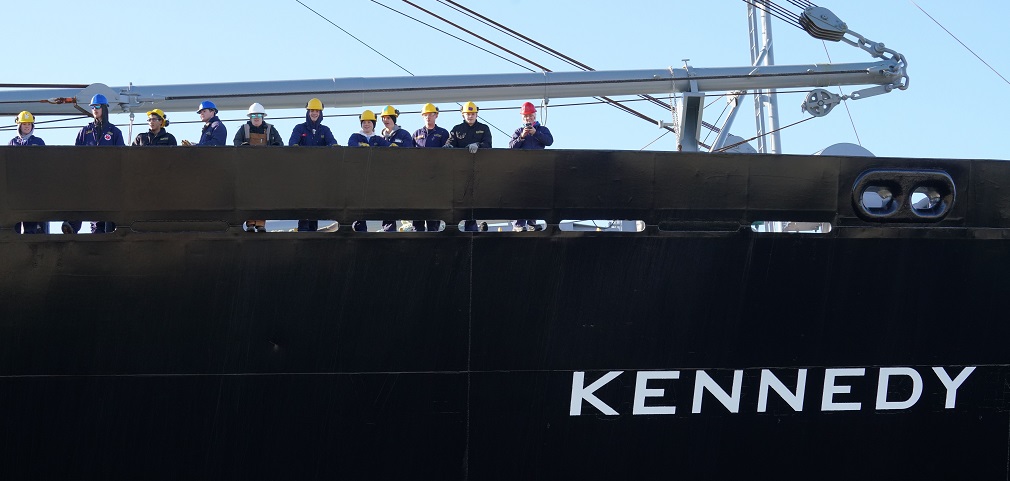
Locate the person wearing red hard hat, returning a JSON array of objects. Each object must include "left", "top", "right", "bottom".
[
  {"left": 510, "top": 102, "right": 554, "bottom": 231},
  {"left": 509, "top": 101, "right": 553, "bottom": 150}
]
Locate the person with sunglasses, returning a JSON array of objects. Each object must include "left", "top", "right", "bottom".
[
  {"left": 234, "top": 103, "right": 283, "bottom": 233},
  {"left": 66, "top": 94, "right": 123, "bottom": 234},
  {"left": 132, "top": 109, "right": 177, "bottom": 146},
  {"left": 74, "top": 94, "right": 125, "bottom": 146},
  {"left": 233, "top": 102, "right": 283, "bottom": 147}
]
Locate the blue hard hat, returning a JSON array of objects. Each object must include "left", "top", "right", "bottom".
[
  {"left": 197, "top": 100, "right": 218, "bottom": 113},
  {"left": 89, "top": 94, "right": 108, "bottom": 106}
]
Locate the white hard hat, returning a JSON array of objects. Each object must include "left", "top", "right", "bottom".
[{"left": 248, "top": 103, "right": 267, "bottom": 117}]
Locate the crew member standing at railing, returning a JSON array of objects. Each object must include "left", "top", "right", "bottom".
[
  {"left": 379, "top": 105, "right": 414, "bottom": 147},
  {"left": 9, "top": 111, "right": 44, "bottom": 146},
  {"left": 235, "top": 103, "right": 283, "bottom": 233},
  {"left": 509, "top": 101, "right": 553, "bottom": 231},
  {"left": 446, "top": 101, "right": 491, "bottom": 232},
  {"left": 348, "top": 110, "right": 391, "bottom": 232},
  {"left": 289, "top": 98, "right": 338, "bottom": 232},
  {"left": 10, "top": 111, "right": 46, "bottom": 234},
  {"left": 182, "top": 100, "right": 227, "bottom": 146},
  {"left": 132, "top": 109, "right": 177, "bottom": 146},
  {"left": 69, "top": 94, "right": 124, "bottom": 234},
  {"left": 410, "top": 103, "right": 448, "bottom": 232}
]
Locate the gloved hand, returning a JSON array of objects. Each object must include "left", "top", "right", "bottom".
[
  {"left": 442, "top": 143, "right": 452, "bottom": 148},
  {"left": 468, "top": 143, "right": 479, "bottom": 154}
]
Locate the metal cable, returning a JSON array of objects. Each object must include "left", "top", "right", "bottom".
[
  {"left": 741, "top": 0, "right": 802, "bottom": 29},
  {"left": 295, "top": 0, "right": 415, "bottom": 76},
  {"left": 821, "top": 41, "right": 862, "bottom": 146},
  {"left": 370, "top": 0, "right": 536, "bottom": 72},
  {"left": 911, "top": 0, "right": 1010, "bottom": 87},
  {"left": 437, "top": 0, "right": 682, "bottom": 135},
  {"left": 714, "top": 116, "right": 814, "bottom": 152}
]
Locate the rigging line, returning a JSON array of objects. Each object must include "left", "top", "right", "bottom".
[
  {"left": 821, "top": 41, "right": 862, "bottom": 146},
  {"left": 715, "top": 116, "right": 814, "bottom": 153},
  {"left": 741, "top": 0, "right": 802, "bottom": 29},
  {"left": 397, "top": 0, "right": 548, "bottom": 72},
  {"left": 785, "top": 0, "right": 817, "bottom": 10},
  {"left": 701, "top": 102, "right": 731, "bottom": 146},
  {"left": 294, "top": 0, "right": 415, "bottom": 76},
  {"left": 398, "top": 1, "right": 661, "bottom": 136},
  {"left": 910, "top": 0, "right": 1010, "bottom": 88},
  {"left": 438, "top": 0, "right": 685, "bottom": 130},
  {"left": 754, "top": 0, "right": 803, "bottom": 22},
  {"left": 370, "top": 0, "right": 534, "bottom": 72},
  {"left": 441, "top": 0, "right": 592, "bottom": 70},
  {"left": 437, "top": 0, "right": 580, "bottom": 68},
  {"left": 639, "top": 130, "right": 670, "bottom": 151}
]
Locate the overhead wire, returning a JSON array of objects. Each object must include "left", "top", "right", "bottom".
[
  {"left": 368, "top": 0, "right": 536, "bottom": 72},
  {"left": 910, "top": 0, "right": 1010, "bottom": 87},
  {"left": 741, "top": 0, "right": 803, "bottom": 30},
  {"left": 295, "top": 0, "right": 415, "bottom": 76},
  {"left": 437, "top": 0, "right": 698, "bottom": 135},
  {"left": 820, "top": 41, "right": 862, "bottom": 146}
]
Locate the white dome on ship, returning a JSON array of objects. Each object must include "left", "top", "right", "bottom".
[{"left": 814, "top": 142, "right": 875, "bottom": 157}]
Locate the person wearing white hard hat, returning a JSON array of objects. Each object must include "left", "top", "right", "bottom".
[
  {"left": 233, "top": 103, "right": 283, "bottom": 146},
  {"left": 235, "top": 103, "right": 282, "bottom": 233}
]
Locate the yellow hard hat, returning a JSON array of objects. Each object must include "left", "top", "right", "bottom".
[
  {"left": 461, "top": 101, "right": 478, "bottom": 114},
  {"left": 146, "top": 109, "right": 169, "bottom": 127},
  {"left": 306, "top": 98, "right": 324, "bottom": 111},
  {"left": 380, "top": 105, "right": 399, "bottom": 118},
  {"left": 15, "top": 111, "right": 34, "bottom": 124},
  {"left": 421, "top": 103, "right": 439, "bottom": 114},
  {"left": 360, "top": 109, "right": 377, "bottom": 122}
]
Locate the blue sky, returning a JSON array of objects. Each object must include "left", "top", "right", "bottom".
[{"left": 5, "top": 0, "right": 1007, "bottom": 160}]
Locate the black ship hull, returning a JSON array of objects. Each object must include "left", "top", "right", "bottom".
[{"left": 1, "top": 147, "right": 1007, "bottom": 479}]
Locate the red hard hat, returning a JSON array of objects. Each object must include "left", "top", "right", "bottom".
[{"left": 520, "top": 102, "right": 537, "bottom": 115}]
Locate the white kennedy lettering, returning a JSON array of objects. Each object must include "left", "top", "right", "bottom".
[
  {"left": 821, "top": 368, "right": 865, "bottom": 411},
  {"left": 633, "top": 371, "right": 680, "bottom": 415},
  {"left": 875, "top": 367, "right": 923, "bottom": 410},
  {"left": 757, "top": 369, "right": 807, "bottom": 412},
  {"left": 570, "top": 371, "right": 622, "bottom": 416},
  {"left": 932, "top": 366, "right": 976, "bottom": 409},
  {"left": 692, "top": 370, "right": 743, "bottom": 413}
]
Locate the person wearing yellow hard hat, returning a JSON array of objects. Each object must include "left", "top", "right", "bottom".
[
  {"left": 9, "top": 111, "right": 44, "bottom": 146},
  {"left": 10, "top": 111, "right": 46, "bottom": 233},
  {"left": 444, "top": 101, "right": 491, "bottom": 153},
  {"left": 378, "top": 105, "right": 414, "bottom": 147},
  {"left": 408, "top": 103, "right": 449, "bottom": 232},
  {"left": 132, "top": 109, "right": 177, "bottom": 146},
  {"left": 347, "top": 109, "right": 390, "bottom": 147},
  {"left": 413, "top": 103, "right": 448, "bottom": 148},
  {"left": 288, "top": 98, "right": 338, "bottom": 147}
]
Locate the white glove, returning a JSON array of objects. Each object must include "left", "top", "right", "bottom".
[
  {"left": 468, "top": 143, "right": 479, "bottom": 153},
  {"left": 442, "top": 143, "right": 452, "bottom": 149}
]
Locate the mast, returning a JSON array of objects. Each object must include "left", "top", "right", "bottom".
[{"left": 748, "top": 1, "right": 782, "bottom": 154}]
